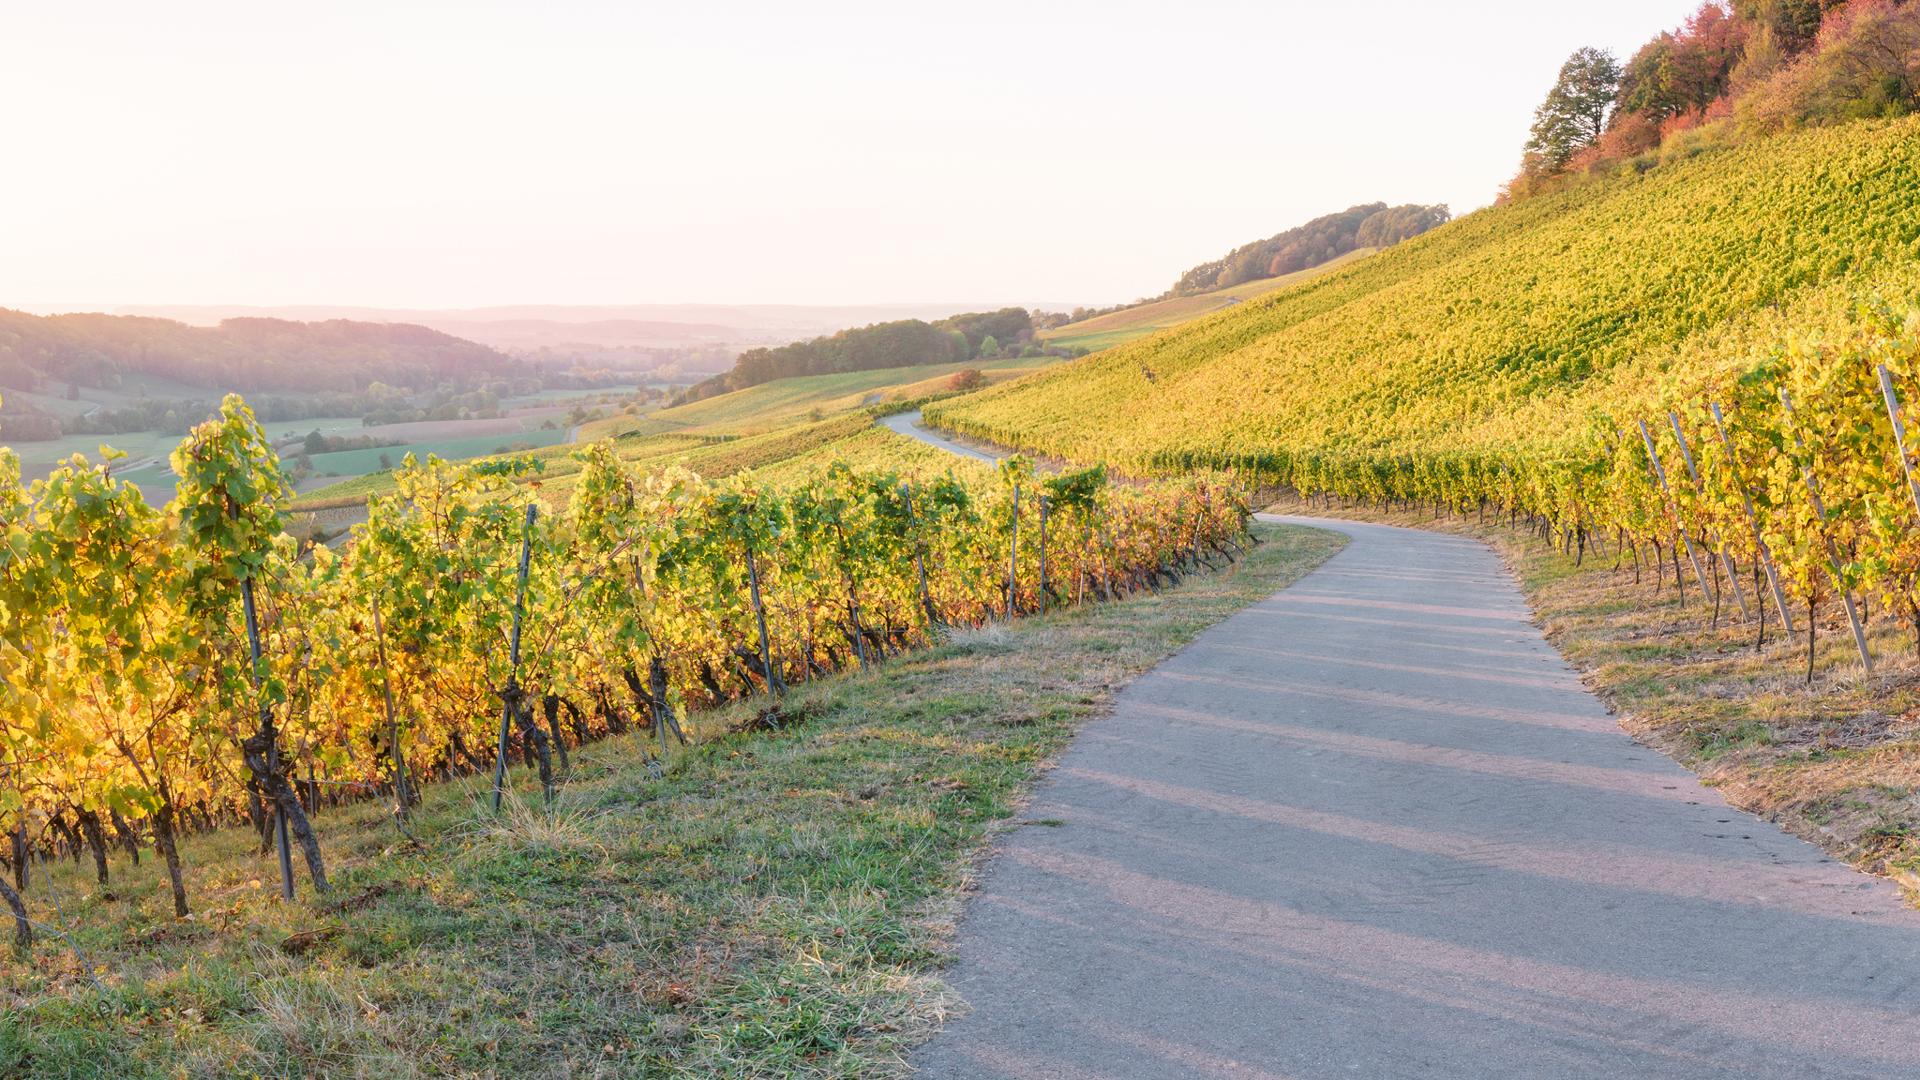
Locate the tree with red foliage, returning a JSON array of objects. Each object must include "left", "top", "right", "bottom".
[{"left": 1616, "top": 3, "right": 1751, "bottom": 124}]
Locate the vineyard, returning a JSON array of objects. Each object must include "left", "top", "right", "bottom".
[
  {"left": 931, "top": 117, "right": 1920, "bottom": 676},
  {"left": 0, "top": 395, "right": 1252, "bottom": 934}
]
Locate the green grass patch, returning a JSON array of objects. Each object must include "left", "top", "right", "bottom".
[
  {"left": 299, "top": 430, "right": 568, "bottom": 475},
  {"left": 652, "top": 362, "right": 1056, "bottom": 433}
]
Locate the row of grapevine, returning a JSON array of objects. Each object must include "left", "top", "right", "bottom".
[
  {"left": 0, "top": 397, "right": 1252, "bottom": 932},
  {"left": 934, "top": 120, "right": 1920, "bottom": 477},
  {"left": 1237, "top": 299, "right": 1920, "bottom": 675}
]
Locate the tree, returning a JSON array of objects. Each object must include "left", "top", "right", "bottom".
[
  {"left": 1616, "top": 5, "right": 1749, "bottom": 124},
  {"left": 948, "top": 369, "right": 989, "bottom": 392},
  {"left": 1526, "top": 47, "right": 1624, "bottom": 172}
]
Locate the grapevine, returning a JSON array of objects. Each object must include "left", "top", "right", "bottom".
[{"left": 0, "top": 394, "right": 1252, "bottom": 922}]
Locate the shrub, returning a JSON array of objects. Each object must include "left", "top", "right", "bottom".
[{"left": 947, "top": 369, "right": 989, "bottom": 392}]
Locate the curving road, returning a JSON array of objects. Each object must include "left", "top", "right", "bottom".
[
  {"left": 910, "top": 515, "right": 1920, "bottom": 1078},
  {"left": 881, "top": 410, "right": 1005, "bottom": 463}
]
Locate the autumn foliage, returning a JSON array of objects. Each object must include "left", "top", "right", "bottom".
[{"left": 1507, "top": 0, "right": 1919, "bottom": 201}]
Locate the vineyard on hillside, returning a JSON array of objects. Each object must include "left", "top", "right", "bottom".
[
  {"left": 931, "top": 118, "right": 1920, "bottom": 669},
  {"left": 0, "top": 397, "right": 1250, "bottom": 928}
]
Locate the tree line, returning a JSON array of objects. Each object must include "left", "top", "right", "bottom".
[
  {"left": 1514, "top": 1, "right": 1920, "bottom": 200},
  {"left": 1166, "top": 203, "right": 1452, "bottom": 298},
  {"left": 675, "top": 308, "right": 1038, "bottom": 403},
  {"left": 0, "top": 378, "right": 546, "bottom": 443}
]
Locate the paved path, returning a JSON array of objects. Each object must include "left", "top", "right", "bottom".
[
  {"left": 911, "top": 516, "right": 1920, "bottom": 1079},
  {"left": 881, "top": 410, "right": 1005, "bottom": 463}
]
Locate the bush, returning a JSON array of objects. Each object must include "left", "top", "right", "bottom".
[{"left": 947, "top": 369, "right": 990, "bottom": 392}]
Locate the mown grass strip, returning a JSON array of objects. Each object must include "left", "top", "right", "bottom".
[{"left": 0, "top": 522, "right": 1343, "bottom": 1079}]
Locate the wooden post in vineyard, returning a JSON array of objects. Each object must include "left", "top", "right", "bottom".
[
  {"left": 1006, "top": 480, "right": 1020, "bottom": 618},
  {"left": 493, "top": 504, "right": 540, "bottom": 812},
  {"left": 240, "top": 577, "right": 302, "bottom": 899},
  {"left": 905, "top": 490, "right": 939, "bottom": 627},
  {"left": 1038, "top": 494, "right": 1049, "bottom": 616},
  {"left": 1636, "top": 420, "right": 1710, "bottom": 595},
  {"left": 1708, "top": 403, "right": 1796, "bottom": 633},
  {"left": 1778, "top": 390, "right": 1873, "bottom": 671},
  {"left": 743, "top": 541, "right": 782, "bottom": 694},
  {"left": 371, "top": 595, "right": 410, "bottom": 815},
  {"left": 1878, "top": 365, "right": 1920, "bottom": 522},
  {"left": 1668, "top": 412, "right": 1751, "bottom": 617}
]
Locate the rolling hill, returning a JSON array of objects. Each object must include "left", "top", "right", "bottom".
[
  {"left": 1038, "top": 248, "right": 1377, "bottom": 353},
  {"left": 930, "top": 117, "right": 1920, "bottom": 480},
  {"left": 0, "top": 310, "right": 524, "bottom": 396}
]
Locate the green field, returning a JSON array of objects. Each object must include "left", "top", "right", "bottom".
[
  {"left": 648, "top": 355, "right": 1053, "bottom": 432},
  {"left": 12, "top": 414, "right": 375, "bottom": 472},
  {"left": 1, "top": 388, "right": 96, "bottom": 417},
  {"left": 299, "top": 429, "right": 567, "bottom": 475},
  {"left": 1038, "top": 247, "right": 1377, "bottom": 352},
  {"left": 284, "top": 356, "right": 1041, "bottom": 511}
]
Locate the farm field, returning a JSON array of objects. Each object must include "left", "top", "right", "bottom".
[
  {"left": 1038, "top": 246, "right": 1375, "bottom": 352},
  {"left": 648, "top": 356, "right": 1050, "bottom": 432},
  {"left": 286, "top": 358, "right": 1049, "bottom": 511},
  {"left": 294, "top": 428, "right": 567, "bottom": 476}
]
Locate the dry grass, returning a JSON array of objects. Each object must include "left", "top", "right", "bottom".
[
  {"left": 1266, "top": 492, "right": 1920, "bottom": 896},
  {"left": 0, "top": 522, "right": 1343, "bottom": 1078}
]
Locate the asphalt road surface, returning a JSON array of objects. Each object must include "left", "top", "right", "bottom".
[
  {"left": 881, "top": 410, "right": 1005, "bottom": 463},
  {"left": 910, "top": 515, "right": 1920, "bottom": 1079}
]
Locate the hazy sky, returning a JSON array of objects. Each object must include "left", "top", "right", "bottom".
[{"left": 5, "top": 2, "right": 1702, "bottom": 310}]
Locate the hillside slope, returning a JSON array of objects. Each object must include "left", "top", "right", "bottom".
[
  {"left": 0, "top": 311, "right": 523, "bottom": 396},
  {"left": 930, "top": 118, "right": 1920, "bottom": 473},
  {"left": 1038, "top": 248, "right": 1377, "bottom": 353}
]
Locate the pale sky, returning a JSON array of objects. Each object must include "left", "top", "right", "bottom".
[{"left": 4, "top": 1, "right": 1701, "bottom": 310}]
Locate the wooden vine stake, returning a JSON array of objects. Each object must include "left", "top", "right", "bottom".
[
  {"left": 1636, "top": 420, "right": 1711, "bottom": 595},
  {"left": 241, "top": 577, "right": 298, "bottom": 900},
  {"left": 1778, "top": 389, "right": 1873, "bottom": 671},
  {"left": 492, "top": 504, "right": 546, "bottom": 811},
  {"left": 1038, "top": 495, "right": 1049, "bottom": 617},
  {"left": 1879, "top": 365, "right": 1920, "bottom": 522},
  {"left": 1667, "top": 412, "right": 1751, "bottom": 617},
  {"left": 906, "top": 490, "right": 940, "bottom": 628},
  {"left": 1708, "top": 403, "right": 1796, "bottom": 632},
  {"left": 743, "top": 538, "right": 782, "bottom": 694},
  {"left": 1006, "top": 480, "right": 1020, "bottom": 618},
  {"left": 371, "top": 595, "right": 410, "bottom": 815}
]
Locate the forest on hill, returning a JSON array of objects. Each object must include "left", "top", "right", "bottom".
[
  {"left": 674, "top": 307, "right": 1047, "bottom": 403},
  {"left": 0, "top": 310, "right": 525, "bottom": 397},
  {"left": 1511, "top": 0, "right": 1920, "bottom": 199},
  {"left": 1166, "top": 202, "right": 1452, "bottom": 298}
]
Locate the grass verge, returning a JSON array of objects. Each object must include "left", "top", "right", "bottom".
[
  {"left": 0, "top": 521, "right": 1343, "bottom": 1079},
  {"left": 1264, "top": 494, "right": 1920, "bottom": 898}
]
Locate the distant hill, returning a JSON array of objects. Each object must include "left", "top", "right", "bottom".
[
  {"left": 1039, "top": 248, "right": 1376, "bottom": 354},
  {"left": 929, "top": 118, "right": 1920, "bottom": 480},
  {"left": 1168, "top": 202, "right": 1450, "bottom": 297},
  {"left": 101, "top": 302, "right": 1053, "bottom": 352},
  {"left": 0, "top": 310, "right": 523, "bottom": 396},
  {"left": 675, "top": 308, "right": 1044, "bottom": 404}
]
